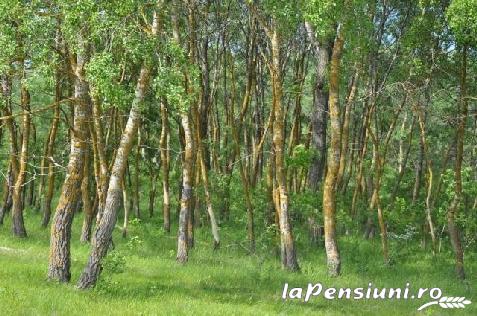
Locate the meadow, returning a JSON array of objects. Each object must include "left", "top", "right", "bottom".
[{"left": 0, "top": 209, "right": 474, "bottom": 316}]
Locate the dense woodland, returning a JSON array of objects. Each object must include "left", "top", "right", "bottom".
[{"left": 0, "top": 0, "right": 476, "bottom": 295}]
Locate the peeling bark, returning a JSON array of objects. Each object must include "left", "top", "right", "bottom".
[{"left": 48, "top": 48, "right": 91, "bottom": 282}]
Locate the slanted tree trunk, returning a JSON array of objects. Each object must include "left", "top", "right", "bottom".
[
  {"left": 322, "top": 28, "right": 344, "bottom": 276},
  {"left": 77, "top": 66, "right": 151, "bottom": 289},
  {"left": 47, "top": 48, "right": 91, "bottom": 282}
]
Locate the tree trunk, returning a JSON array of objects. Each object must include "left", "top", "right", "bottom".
[
  {"left": 47, "top": 49, "right": 91, "bottom": 282},
  {"left": 305, "top": 22, "right": 329, "bottom": 189},
  {"left": 160, "top": 101, "right": 171, "bottom": 232},
  {"left": 270, "top": 29, "right": 299, "bottom": 271},
  {"left": 11, "top": 78, "right": 31, "bottom": 238},
  {"left": 77, "top": 66, "right": 151, "bottom": 289},
  {"left": 177, "top": 113, "right": 194, "bottom": 263},
  {"left": 322, "top": 29, "right": 344, "bottom": 276}
]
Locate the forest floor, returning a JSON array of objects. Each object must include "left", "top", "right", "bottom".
[{"left": 0, "top": 209, "right": 475, "bottom": 315}]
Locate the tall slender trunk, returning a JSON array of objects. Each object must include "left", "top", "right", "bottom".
[
  {"left": 176, "top": 0, "right": 199, "bottom": 260},
  {"left": 11, "top": 76, "right": 31, "bottom": 238},
  {"left": 308, "top": 39, "right": 329, "bottom": 189},
  {"left": 270, "top": 29, "right": 299, "bottom": 271},
  {"left": 177, "top": 113, "right": 194, "bottom": 263},
  {"left": 160, "top": 102, "right": 171, "bottom": 232},
  {"left": 322, "top": 29, "right": 344, "bottom": 276}
]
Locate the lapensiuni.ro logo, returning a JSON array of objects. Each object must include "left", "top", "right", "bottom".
[{"left": 281, "top": 283, "right": 472, "bottom": 311}]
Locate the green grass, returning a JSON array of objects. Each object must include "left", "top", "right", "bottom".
[{"left": 0, "top": 209, "right": 475, "bottom": 315}]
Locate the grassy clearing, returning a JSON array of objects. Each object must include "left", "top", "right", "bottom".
[{"left": 0, "top": 210, "right": 475, "bottom": 315}]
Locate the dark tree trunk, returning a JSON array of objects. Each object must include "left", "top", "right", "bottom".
[
  {"left": 306, "top": 23, "right": 330, "bottom": 190},
  {"left": 47, "top": 48, "right": 91, "bottom": 282},
  {"left": 11, "top": 78, "right": 31, "bottom": 238}
]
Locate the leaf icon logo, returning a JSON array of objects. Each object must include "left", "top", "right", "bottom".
[{"left": 418, "top": 296, "right": 471, "bottom": 311}]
